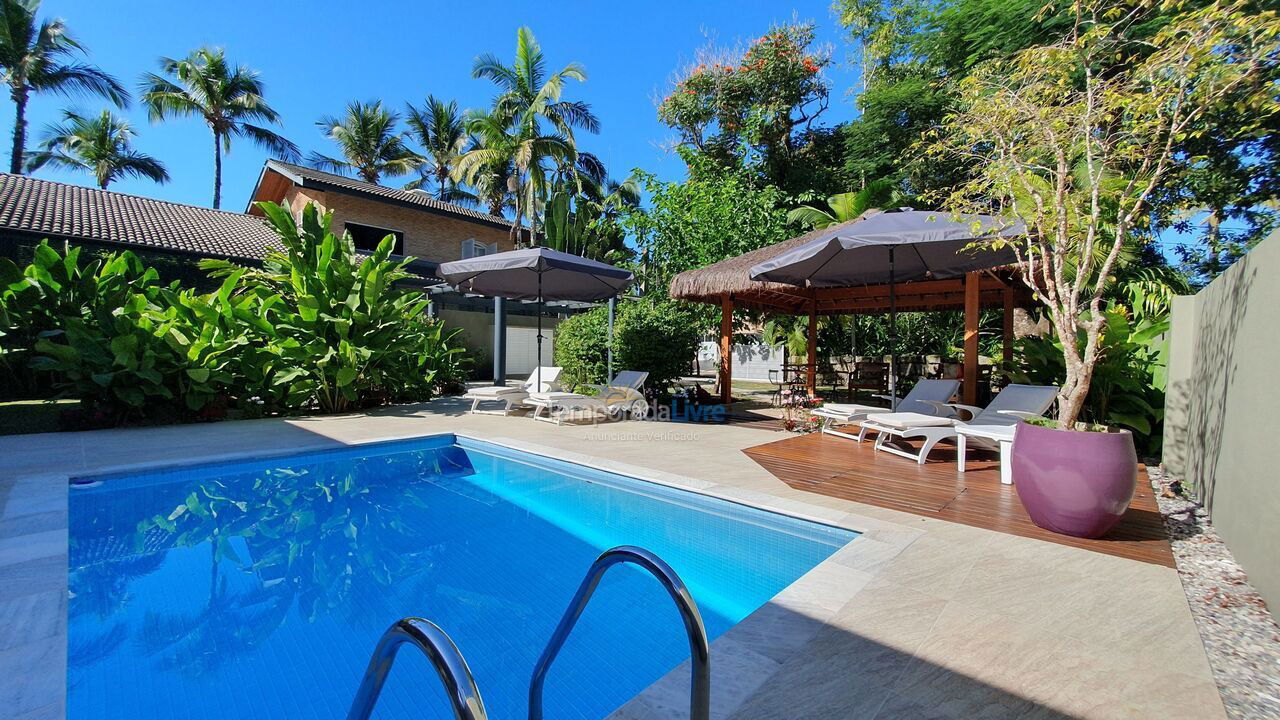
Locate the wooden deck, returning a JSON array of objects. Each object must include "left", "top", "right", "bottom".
[{"left": 744, "top": 431, "right": 1174, "bottom": 566}]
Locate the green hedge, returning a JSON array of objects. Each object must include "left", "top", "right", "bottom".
[
  {"left": 554, "top": 299, "right": 700, "bottom": 394},
  {"left": 0, "top": 202, "right": 466, "bottom": 426}
]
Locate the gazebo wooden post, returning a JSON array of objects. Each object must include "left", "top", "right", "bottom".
[
  {"left": 719, "top": 294, "right": 733, "bottom": 405},
  {"left": 1002, "top": 283, "right": 1015, "bottom": 371},
  {"left": 963, "top": 271, "right": 981, "bottom": 405},
  {"left": 806, "top": 299, "right": 817, "bottom": 397}
]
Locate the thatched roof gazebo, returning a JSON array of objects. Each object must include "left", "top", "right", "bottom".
[{"left": 668, "top": 219, "right": 1035, "bottom": 404}]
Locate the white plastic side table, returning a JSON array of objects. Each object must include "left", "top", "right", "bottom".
[{"left": 956, "top": 423, "right": 1018, "bottom": 485}]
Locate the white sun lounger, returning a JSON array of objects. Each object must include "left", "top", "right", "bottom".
[
  {"left": 860, "top": 383, "right": 1060, "bottom": 465},
  {"left": 811, "top": 378, "right": 961, "bottom": 442},
  {"left": 528, "top": 370, "right": 649, "bottom": 425},
  {"left": 463, "top": 367, "right": 562, "bottom": 415}
]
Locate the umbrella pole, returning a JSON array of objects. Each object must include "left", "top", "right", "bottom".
[
  {"left": 537, "top": 273, "right": 543, "bottom": 390},
  {"left": 607, "top": 295, "right": 616, "bottom": 381},
  {"left": 888, "top": 247, "right": 897, "bottom": 410}
]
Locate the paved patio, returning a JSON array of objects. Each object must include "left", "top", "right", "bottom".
[{"left": 0, "top": 398, "right": 1225, "bottom": 719}]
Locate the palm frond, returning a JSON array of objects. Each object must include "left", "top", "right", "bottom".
[
  {"left": 305, "top": 151, "right": 351, "bottom": 174},
  {"left": 32, "top": 62, "right": 129, "bottom": 107},
  {"left": 787, "top": 205, "right": 838, "bottom": 228},
  {"left": 237, "top": 123, "right": 300, "bottom": 162}
]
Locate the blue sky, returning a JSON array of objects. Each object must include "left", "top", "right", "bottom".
[{"left": 6, "top": 0, "right": 863, "bottom": 212}]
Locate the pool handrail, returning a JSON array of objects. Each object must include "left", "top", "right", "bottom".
[
  {"left": 528, "top": 545, "right": 711, "bottom": 720},
  {"left": 346, "top": 617, "right": 488, "bottom": 720}
]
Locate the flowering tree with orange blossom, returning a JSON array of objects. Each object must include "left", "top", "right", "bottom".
[{"left": 657, "top": 23, "right": 830, "bottom": 180}]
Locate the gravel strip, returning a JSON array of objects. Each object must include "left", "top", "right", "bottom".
[{"left": 1149, "top": 466, "right": 1280, "bottom": 719}]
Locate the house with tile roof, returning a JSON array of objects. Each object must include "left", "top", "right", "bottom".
[
  {"left": 0, "top": 165, "right": 555, "bottom": 379},
  {"left": 0, "top": 171, "right": 281, "bottom": 264},
  {"left": 247, "top": 160, "right": 528, "bottom": 271}
]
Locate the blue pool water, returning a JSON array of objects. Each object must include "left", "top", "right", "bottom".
[{"left": 67, "top": 435, "right": 855, "bottom": 719}]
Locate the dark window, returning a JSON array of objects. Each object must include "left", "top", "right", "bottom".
[{"left": 345, "top": 222, "right": 404, "bottom": 255}]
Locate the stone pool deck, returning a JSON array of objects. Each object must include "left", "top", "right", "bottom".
[{"left": 0, "top": 398, "right": 1226, "bottom": 719}]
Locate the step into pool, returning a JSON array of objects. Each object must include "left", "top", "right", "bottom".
[{"left": 68, "top": 434, "right": 856, "bottom": 719}]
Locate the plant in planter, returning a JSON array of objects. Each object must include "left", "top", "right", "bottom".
[
  {"left": 780, "top": 391, "right": 823, "bottom": 433},
  {"left": 931, "top": 0, "right": 1280, "bottom": 537}
]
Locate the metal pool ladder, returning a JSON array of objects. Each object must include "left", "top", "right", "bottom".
[
  {"left": 345, "top": 545, "right": 712, "bottom": 720},
  {"left": 529, "top": 545, "right": 711, "bottom": 720},
  {"left": 346, "top": 617, "right": 488, "bottom": 720}
]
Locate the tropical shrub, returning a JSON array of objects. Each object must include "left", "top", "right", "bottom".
[
  {"left": 0, "top": 242, "right": 109, "bottom": 398},
  {"left": 552, "top": 308, "right": 610, "bottom": 391},
  {"left": 1, "top": 202, "right": 466, "bottom": 426},
  {"left": 553, "top": 299, "right": 700, "bottom": 395},
  {"left": 614, "top": 300, "right": 701, "bottom": 392},
  {"left": 1005, "top": 307, "right": 1168, "bottom": 456},
  {"left": 204, "top": 203, "right": 463, "bottom": 413},
  {"left": 4, "top": 245, "right": 185, "bottom": 416}
]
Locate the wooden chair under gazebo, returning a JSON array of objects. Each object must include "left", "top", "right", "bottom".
[{"left": 668, "top": 223, "right": 1037, "bottom": 407}]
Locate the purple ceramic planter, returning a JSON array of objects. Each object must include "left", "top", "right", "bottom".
[{"left": 1011, "top": 421, "right": 1138, "bottom": 538}]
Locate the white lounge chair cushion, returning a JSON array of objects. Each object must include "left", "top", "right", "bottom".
[
  {"left": 817, "top": 403, "right": 884, "bottom": 417},
  {"left": 865, "top": 412, "right": 956, "bottom": 430},
  {"left": 466, "top": 386, "right": 529, "bottom": 398},
  {"left": 528, "top": 392, "right": 593, "bottom": 402}
]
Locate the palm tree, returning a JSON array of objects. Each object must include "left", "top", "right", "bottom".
[
  {"left": 26, "top": 108, "right": 167, "bottom": 188},
  {"left": 0, "top": 0, "right": 129, "bottom": 174},
  {"left": 460, "top": 128, "right": 515, "bottom": 217},
  {"left": 786, "top": 179, "right": 909, "bottom": 229},
  {"left": 456, "top": 27, "right": 600, "bottom": 243},
  {"left": 139, "top": 47, "right": 298, "bottom": 209},
  {"left": 308, "top": 100, "right": 419, "bottom": 185},
  {"left": 456, "top": 108, "right": 570, "bottom": 243},
  {"left": 403, "top": 95, "right": 473, "bottom": 203},
  {"left": 580, "top": 172, "right": 640, "bottom": 262}
]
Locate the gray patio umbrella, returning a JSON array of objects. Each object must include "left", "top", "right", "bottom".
[
  {"left": 438, "top": 247, "right": 634, "bottom": 388},
  {"left": 749, "top": 209, "right": 1024, "bottom": 407}
]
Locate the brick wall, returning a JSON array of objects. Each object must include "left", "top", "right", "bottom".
[{"left": 283, "top": 186, "right": 516, "bottom": 263}]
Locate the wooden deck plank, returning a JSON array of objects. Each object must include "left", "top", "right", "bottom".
[{"left": 743, "top": 431, "right": 1174, "bottom": 567}]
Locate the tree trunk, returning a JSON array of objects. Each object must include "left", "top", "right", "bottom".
[
  {"left": 509, "top": 189, "right": 522, "bottom": 246},
  {"left": 10, "top": 87, "right": 28, "bottom": 175},
  {"left": 1058, "top": 369, "right": 1092, "bottom": 430},
  {"left": 437, "top": 166, "right": 449, "bottom": 201},
  {"left": 212, "top": 130, "right": 223, "bottom": 209},
  {"left": 1206, "top": 208, "right": 1223, "bottom": 276},
  {"left": 529, "top": 189, "right": 540, "bottom": 247}
]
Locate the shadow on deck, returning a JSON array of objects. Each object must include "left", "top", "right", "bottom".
[{"left": 744, "top": 431, "right": 1173, "bottom": 566}]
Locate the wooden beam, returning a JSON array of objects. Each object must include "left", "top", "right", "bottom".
[
  {"left": 807, "top": 299, "right": 818, "bottom": 397},
  {"left": 1002, "top": 284, "right": 1015, "bottom": 371},
  {"left": 719, "top": 294, "right": 733, "bottom": 405},
  {"left": 812, "top": 274, "right": 1012, "bottom": 302},
  {"left": 963, "top": 271, "right": 981, "bottom": 405},
  {"left": 818, "top": 290, "right": 1006, "bottom": 314}
]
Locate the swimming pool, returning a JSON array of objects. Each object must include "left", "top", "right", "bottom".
[{"left": 67, "top": 434, "right": 856, "bottom": 719}]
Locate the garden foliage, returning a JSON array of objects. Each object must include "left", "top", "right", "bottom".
[
  {"left": 0, "top": 202, "right": 464, "bottom": 425},
  {"left": 553, "top": 298, "right": 700, "bottom": 395}
]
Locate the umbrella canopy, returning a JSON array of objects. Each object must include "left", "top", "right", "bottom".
[
  {"left": 749, "top": 210, "right": 1023, "bottom": 286},
  {"left": 748, "top": 209, "right": 1023, "bottom": 409},
  {"left": 439, "top": 247, "right": 633, "bottom": 389},
  {"left": 439, "top": 247, "right": 632, "bottom": 302}
]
